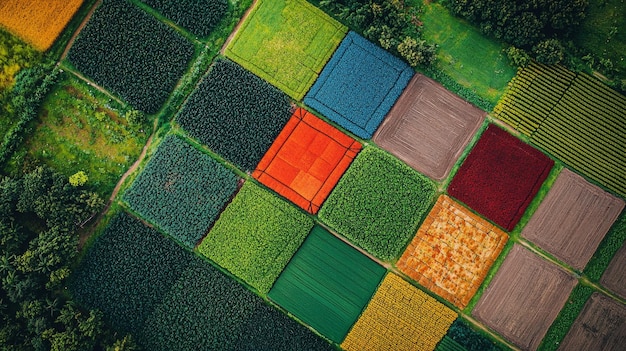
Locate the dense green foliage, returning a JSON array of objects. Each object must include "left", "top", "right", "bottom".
[
  {"left": 444, "top": 319, "right": 503, "bottom": 351},
  {"left": 67, "top": 0, "right": 195, "bottom": 114},
  {"left": 585, "top": 211, "right": 626, "bottom": 281},
  {"left": 124, "top": 135, "right": 239, "bottom": 249},
  {"left": 198, "top": 182, "right": 313, "bottom": 294},
  {"left": 319, "top": 147, "right": 436, "bottom": 261},
  {"left": 538, "top": 284, "right": 594, "bottom": 351},
  {"left": 494, "top": 62, "right": 626, "bottom": 197},
  {"left": 269, "top": 226, "right": 386, "bottom": 343},
  {"left": 0, "top": 29, "right": 41, "bottom": 92},
  {"left": 176, "top": 59, "right": 292, "bottom": 172},
  {"left": 139, "top": 0, "right": 228, "bottom": 37}
]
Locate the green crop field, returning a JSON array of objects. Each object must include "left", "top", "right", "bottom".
[{"left": 224, "top": 0, "right": 346, "bottom": 100}]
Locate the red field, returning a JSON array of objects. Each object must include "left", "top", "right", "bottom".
[
  {"left": 448, "top": 125, "right": 553, "bottom": 231},
  {"left": 253, "top": 108, "right": 361, "bottom": 213}
]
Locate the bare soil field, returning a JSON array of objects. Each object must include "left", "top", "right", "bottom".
[
  {"left": 473, "top": 244, "right": 577, "bottom": 350},
  {"left": 522, "top": 169, "right": 625, "bottom": 270},
  {"left": 601, "top": 242, "right": 626, "bottom": 300},
  {"left": 373, "top": 74, "right": 485, "bottom": 181},
  {"left": 557, "top": 292, "right": 625, "bottom": 351}
]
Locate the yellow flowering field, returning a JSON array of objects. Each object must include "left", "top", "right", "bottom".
[
  {"left": 397, "top": 195, "right": 508, "bottom": 308},
  {"left": 0, "top": 0, "right": 83, "bottom": 51},
  {"left": 342, "top": 273, "right": 456, "bottom": 351}
]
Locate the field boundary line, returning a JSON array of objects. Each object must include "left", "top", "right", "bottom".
[{"left": 59, "top": 0, "right": 102, "bottom": 62}]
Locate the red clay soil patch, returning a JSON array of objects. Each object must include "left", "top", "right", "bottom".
[
  {"left": 373, "top": 74, "right": 485, "bottom": 181},
  {"left": 253, "top": 108, "right": 361, "bottom": 213},
  {"left": 601, "top": 242, "right": 626, "bottom": 300},
  {"left": 557, "top": 292, "right": 626, "bottom": 351},
  {"left": 473, "top": 244, "right": 577, "bottom": 351},
  {"left": 397, "top": 195, "right": 508, "bottom": 308},
  {"left": 522, "top": 169, "right": 625, "bottom": 271},
  {"left": 448, "top": 124, "right": 553, "bottom": 231}
]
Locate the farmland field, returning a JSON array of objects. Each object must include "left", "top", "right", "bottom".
[
  {"left": 448, "top": 124, "right": 553, "bottom": 231},
  {"left": 268, "top": 226, "right": 386, "bottom": 343},
  {"left": 342, "top": 273, "right": 457, "bottom": 351},
  {"left": 397, "top": 195, "right": 508, "bottom": 309},
  {"left": 253, "top": 107, "right": 361, "bottom": 213},
  {"left": 473, "top": 245, "right": 577, "bottom": 350},
  {"left": 0, "top": 0, "right": 83, "bottom": 51},
  {"left": 373, "top": 73, "right": 486, "bottom": 180},
  {"left": 522, "top": 169, "right": 625, "bottom": 270},
  {"left": 139, "top": 0, "right": 228, "bottom": 37},
  {"left": 224, "top": 0, "right": 346, "bottom": 100},
  {"left": 304, "top": 31, "right": 414, "bottom": 139},
  {"left": 601, "top": 242, "right": 626, "bottom": 300},
  {"left": 319, "top": 147, "right": 436, "bottom": 261},
  {"left": 198, "top": 182, "right": 313, "bottom": 294},
  {"left": 439, "top": 319, "right": 504, "bottom": 351}
]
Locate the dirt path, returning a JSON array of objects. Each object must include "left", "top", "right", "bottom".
[
  {"left": 219, "top": 0, "right": 257, "bottom": 54},
  {"left": 59, "top": 0, "right": 102, "bottom": 62}
]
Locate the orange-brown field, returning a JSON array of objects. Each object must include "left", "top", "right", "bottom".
[
  {"left": 0, "top": 0, "right": 83, "bottom": 51},
  {"left": 397, "top": 195, "right": 508, "bottom": 308}
]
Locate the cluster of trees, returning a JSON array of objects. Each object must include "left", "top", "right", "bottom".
[{"left": 445, "top": 0, "right": 588, "bottom": 65}]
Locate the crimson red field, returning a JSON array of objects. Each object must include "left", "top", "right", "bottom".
[{"left": 448, "top": 125, "right": 553, "bottom": 231}]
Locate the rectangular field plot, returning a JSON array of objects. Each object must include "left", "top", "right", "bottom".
[
  {"left": 473, "top": 245, "right": 577, "bottom": 350},
  {"left": 522, "top": 169, "right": 624, "bottom": 270},
  {"left": 224, "top": 0, "right": 346, "bottom": 100},
  {"left": 342, "top": 273, "right": 456, "bottom": 351},
  {"left": 557, "top": 292, "right": 625, "bottom": 351},
  {"left": 253, "top": 107, "right": 361, "bottom": 214},
  {"left": 601, "top": 241, "right": 626, "bottom": 300},
  {"left": 494, "top": 61, "right": 626, "bottom": 197},
  {"left": 123, "top": 135, "right": 239, "bottom": 249},
  {"left": 268, "top": 226, "right": 386, "bottom": 343},
  {"left": 448, "top": 124, "right": 553, "bottom": 231},
  {"left": 0, "top": 0, "right": 83, "bottom": 51},
  {"left": 397, "top": 195, "right": 508, "bottom": 308},
  {"left": 139, "top": 0, "right": 228, "bottom": 37},
  {"left": 198, "top": 182, "right": 313, "bottom": 294},
  {"left": 319, "top": 147, "right": 436, "bottom": 261},
  {"left": 373, "top": 74, "right": 485, "bottom": 180},
  {"left": 68, "top": 0, "right": 195, "bottom": 113},
  {"left": 304, "top": 31, "right": 414, "bottom": 139}
]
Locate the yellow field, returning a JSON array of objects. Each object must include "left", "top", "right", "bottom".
[
  {"left": 0, "top": 0, "right": 83, "bottom": 51},
  {"left": 342, "top": 273, "right": 456, "bottom": 351}
]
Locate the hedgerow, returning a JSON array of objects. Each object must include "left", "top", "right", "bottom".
[
  {"left": 176, "top": 59, "right": 292, "bottom": 172},
  {"left": 443, "top": 319, "right": 504, "bottom": 351},
  {"left": 70, "top": 212, "right": 194, "bottom": 335},
  {"left": 124, "top": 135, "right": 239, "bottom": 249},
  {"left": 319, "top": 147, "right": 436, "bottom": 261},
  {"left": 139, "top": 0, "right": 228, "bottom": 38},
  {"left": 67, "top": 0, "right": 195, "bottom": 114},
  {"left": 198, "top": 181, "right": 314, "bottom": 294},
  {"left": 585, "top": 211, "right": 626, "bottom": 281}
]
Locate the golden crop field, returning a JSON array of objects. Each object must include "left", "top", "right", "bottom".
[
  {"left": 342, "top": 273, "right": 456, "bottom": 351},
  {"left": 0, "top": 0, "right": 83, "bottom": 51}
]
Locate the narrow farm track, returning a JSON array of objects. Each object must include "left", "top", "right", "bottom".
[
  {"left": 61, "top": 65, "right": 124, "bottom": 105},
  {"left": 219, "top": 0, "right": 257, "bottom": 54},
  {"left": 59, "top": 0, "right": 102, "bottom": 62}
]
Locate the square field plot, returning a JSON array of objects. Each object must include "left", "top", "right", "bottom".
[
  {"left": 176, "top": 59, "right": 292, "bottom": 172},
  {"left": 373, "top": 74, "right": 486, "bottom": 180},
  {"left": 319, "top": 147, "right": 436, "bottom": 261},
  {"left": 68, "top": 0, "right": 195, "bottom": 114},
  {"left": 473, "top": 245, "right": 577, "bottom": 351},
  {"left": 224, "top": 0, "right": 346, "bottom": 100},
  {"left": 397, "top": 195, "right": 508, "bottom": 308},
  {"left": 448, "top": 124, "right": 553, "bottom": 231},
  {"left": 268, "top": 226, "right": 386, "bottom": 343},
  {"left": 601, "top": 241, "right": 626, "bottom": 300},
  {"left": 198, "top": 182, "right": 313, "bottom": 294},
  {"left": 304, "top": 31, "right": 414, "bottom": 139},
  {"left": 522, "top": 169, "right": 625, "bottom": 270},
  {"left": 557, "top": 292, "right": 626, "bottom": 351},
  {"left": 342, "top": 273, "right": 457, "bottom": 351},
  {"left": 253, "top": 108, "right": 361, "bottom": 214},
  {"left": 123, "top": 135, "right": 239, "bottom": 249}
]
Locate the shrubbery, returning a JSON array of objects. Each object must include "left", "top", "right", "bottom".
[
  {"left": 139, "top": 0, "right": 228, "bottom": 38},
  {"left": 445, "top": 319, "right": 504, "bottom": 351}
]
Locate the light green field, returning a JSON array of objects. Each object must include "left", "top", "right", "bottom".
[
  {"left": 224, "top": 0, "right": 346, "bottom": 100},
  {"left": 420, "top": 3, "right": 516, "bottom": 106}
]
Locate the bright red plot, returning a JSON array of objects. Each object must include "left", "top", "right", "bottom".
[
  {"left": 448, "top": 125, "right": 553, "bottom": 231},
  {"left": 253, "top": 108, "right": 361, "bottom": 213}
]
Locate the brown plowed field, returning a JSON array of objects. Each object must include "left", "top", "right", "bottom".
[
  {"left": 557, "top": 292, "right": 626, "bottom": 351},
  {"left": 473, "top": 244, "right": 577, "bottom": 351},
  {"left": 372, "top": 73, "right": 485, "bottom": 181},
  {"left": 601, "top": 242, "right": 626, "bottom": 300},
  {"left": 522, "top": 169, "right": 625, "bottom": 271}
]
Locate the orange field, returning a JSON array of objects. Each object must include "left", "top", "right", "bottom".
[
  {"left": 0, "top": 0, "right": 83, "bottom": 51},
  {"left": 397, "top": 195, "right": 508, "bottom": 308}
]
